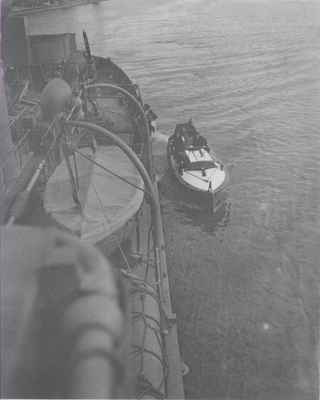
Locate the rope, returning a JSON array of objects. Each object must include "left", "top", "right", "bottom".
[
  {"left": 8, "top": 128, "right": 31, "bottom": 153},
  {"left": 8, "top": 105, "right": 30, "bottom": 128},
  {"left": 132, "top": 312, "right": 161, "bottom": 330},
  {"left": 40, "top": 115, "right": 60, "bottom": 144},
  {"left": 136, "top": 375, "right": 165, "bottom": 400},
  {"left": 121, "top": 270, "right": 156, "bottom": 293},
  {"left": 90, "top": 179, "right": 132, "bottom": 271},
  {"left": 61, "top": 120, "right": 148, "bottom": 274},
  {"left": 123, "top": 267, "right": 169, "bottom": 396},
  {"left": 1, "top": 102, "right": 45, "bottom": 172},
  {"left": 131, "top": 344, "right": 167, "bottom": 396},
  {"left": 88, "top": 172, "right": 169, "bottom": 397},
  {"left": 0, "top": 128, "right": 34, "bottom": 171},
  {"left": 74, "top": 148, "right": 152, "bottom": 197}
]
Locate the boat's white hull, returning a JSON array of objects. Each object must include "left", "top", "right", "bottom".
[
  {"left": 168, "top": 151, "right": 228, "bottom": 195},
  {"left": 180, "top": 165, "right": 226, "bottom": 193}
]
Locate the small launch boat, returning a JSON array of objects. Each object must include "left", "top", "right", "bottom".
[{"left": 167, "top": 120, "right": 228, "bottom": 203}]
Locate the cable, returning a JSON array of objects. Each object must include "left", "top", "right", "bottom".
[{"left": 74, "top": 148, "right": 151, "bottom": 197}]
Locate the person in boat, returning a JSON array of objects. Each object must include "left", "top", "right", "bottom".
[
  {"left": 173, "top": 130, "right": 189, "bottom": 174},
  {"left": 192, "top": 130, "right": 209, "bottom": 152},
  {"left": 143, "top": 103, "right": 158, "bottom": 134},
  {"left": 182, "top": 119, "right": 208, "bottom": 151}
]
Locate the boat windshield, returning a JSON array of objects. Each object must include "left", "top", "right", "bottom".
[
  {"left": 185, "top": 161, "right": 217, "bottom": 170},
  {"left": 184, "top": 149, "right": 217, "bottom": 170}
]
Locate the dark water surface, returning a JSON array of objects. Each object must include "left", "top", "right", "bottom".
[{"left": 28, "top": 1, "right": 320, "bottom": 398}]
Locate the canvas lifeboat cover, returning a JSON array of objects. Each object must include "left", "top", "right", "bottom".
[
  {"left": 182, "top": 149, "right": 226, "bottom": 192},
  {"left": 44, "top": 146, "right": 144, "bottom": 243}
]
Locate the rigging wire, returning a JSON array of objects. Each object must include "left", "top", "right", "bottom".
[
  {"left": 0, "top": 127, "right": 34, "bottom": 171},
  {"left": 90, "top": 179, "right": 132, "bottom": 272},
  {"left": 89, "top": 181, "right": 170, "bottom": 397},
  {"left": 9, "top": 105, "right": 31, "bottom": 128},
  {"left": 74, "top": 148, "right": 152, "bottom": 198},
  {"left": 129, "top": 264, "right": 167, "bottom": 397}
]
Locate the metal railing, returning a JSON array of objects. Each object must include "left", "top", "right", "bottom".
[{"left": 0, "top": 112, "right": 63, "bottom": 224}]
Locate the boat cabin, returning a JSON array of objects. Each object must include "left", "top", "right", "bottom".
[{"left": 184, "top": 149, "right": 218, "bottom": 171}]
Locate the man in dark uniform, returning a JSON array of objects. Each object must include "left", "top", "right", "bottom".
[
  {"left": 193, "top": 130, "right": 209, "bottom": 152},
  {"left": 172, "top": 131, "right": 188, "bottom": 174}
]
